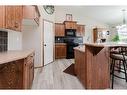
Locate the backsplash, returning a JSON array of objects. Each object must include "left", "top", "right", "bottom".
[{"left": 0, "top": 31, "right": 8, "bottom": 52}]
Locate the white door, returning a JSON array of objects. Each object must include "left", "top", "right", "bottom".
[{"left": 44, "top": 20, "right": 54, "bottom": 66}]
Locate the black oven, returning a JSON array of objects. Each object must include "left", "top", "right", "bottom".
[{"left": 65, "top": 29, "right": 76, "bottom": 37}]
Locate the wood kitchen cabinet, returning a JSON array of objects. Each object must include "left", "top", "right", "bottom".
[
  {"left": 0, "top": 6, "right": 5, "bottom": 28},
  {"left": 5, "top": 6, "right": 23, "bottom": 31},
  {"left": 24, "top": 53, "right": 34, "bottom": 89},
  {"left": 93, "top": 28, "right": 98, "bottom": 43},
  {"left": 23, "top": 5, "right": 40, "bottom": 25},
  {"left": 0, "top": 5, "right": 40, "bottom": 32},
  {"left": 0, "top": 6, "right": 23, "bottom": 32},
  {"left": 77, "top": 24, "right": 85, "bottom": 36},
  {"left": 55, "top": 23, "right": 65, "bottom": 36},
  {"left": 74, "top": 48, "right": 86, "bottom": 87},
  {"left": 55, "top": 44, "right": 67, "bottom": 59},
  {"left": 64, "top": 21, "right": 77, "bottom": 29},
  {"left": 0, "top": 52, "right": 34, "bottom": 89}
]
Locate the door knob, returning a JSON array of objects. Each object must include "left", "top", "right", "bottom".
[{"left": 44, "top": 44, "right": 46, "bottom": 46}]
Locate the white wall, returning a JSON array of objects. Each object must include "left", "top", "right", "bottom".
[
  {"left": 22, "top": 6, "right": 55, "bottom": 67},
  {"left": 55, "top": 6, "right": 109, "bottom": 43},
  {"left": 22, "top": 25, "right": 42, "bottom": 67},
  {"left": 8, "top": 30, "right": 22, "bottom": 50}
]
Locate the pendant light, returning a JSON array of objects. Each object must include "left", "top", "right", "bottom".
[
  {"left": 122, "top": 9, "right": 126, "bottom": 25},
  {"left": 116, "top": 9, "right": 126, "bottom": 29}
]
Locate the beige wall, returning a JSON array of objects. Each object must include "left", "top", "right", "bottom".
[{"left": 55, "top": 6, "right": 109, "bottom": 43}]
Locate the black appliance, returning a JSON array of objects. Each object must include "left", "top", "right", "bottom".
[
  {"left": 65, "top": 37, "right": 83, "bottom": 59},
  {"left": 55, "top": 36, "right": 65, "bottom": 43},
  {"left": 65, "top": 29, "right": 76, "bottom": 37}
]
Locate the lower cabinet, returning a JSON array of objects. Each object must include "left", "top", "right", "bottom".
[
  {"left": 0, "top": 53, "right": 34, "bottom": 89},
  {"left": 24, "top": 53, "right": 34, "bottom": 89},
  {"left": 74, "top": 49, "right": 86, "bottom": 87},
  {"left": 55, "top": 44, "right": 66, "bottom": 59}
]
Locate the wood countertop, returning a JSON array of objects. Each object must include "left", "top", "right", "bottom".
[
  {"left": 74, "top": 45, "right": 85, "bottom": 52},
  {"left": 0, "top": 49, "right": 35, "bottom": 64}
]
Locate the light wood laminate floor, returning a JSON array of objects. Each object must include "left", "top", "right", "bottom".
[
  {"left": 32, "top": 59, "right": 127, "bottom": 89},
  {"left": 32, "top": 59, "right": 84, "bottom": 89}
]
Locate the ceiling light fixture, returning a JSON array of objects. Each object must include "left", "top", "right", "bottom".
[{"left": 116, "top": 9, "right": 127, "bottom": 29}]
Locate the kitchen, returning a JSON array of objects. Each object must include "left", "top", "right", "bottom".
[{"left": 0, "top": 5, "right": 127, "bottom": 89}]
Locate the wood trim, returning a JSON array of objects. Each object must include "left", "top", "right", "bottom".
[
  {"left": 34, "top": 66, "right": 43, "bottom": 69},
  {"left": 43, "top": 19, "right": 55, "bottom": 66}
]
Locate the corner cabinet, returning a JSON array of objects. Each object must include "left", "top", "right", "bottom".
[
  {"left": 23, "top": 6, "right": 40, "bottom": 26},
  {"left": 55, "top": 23, "right": 65, "bottom": 36}
]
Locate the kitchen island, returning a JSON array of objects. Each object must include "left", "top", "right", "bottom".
[
  {"left": 0, "top": 50, "right": 35, "bottom": 89},
  {"left": 74, "top": 42, "right": 127, "bottom": 89}
]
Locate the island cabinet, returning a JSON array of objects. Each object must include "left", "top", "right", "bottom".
[
  {"left": 74, "top": 48, "right": 86, "bottom": 87},
  {"left": 55, "top": 23, "right": 65, "bottom": 36},
  {"left": 85, "top": 44, "right": 110, "bottom": 89},
  {"left": 64, "top": 21, "right": 77, "bottom": 29},
  {"left": 0, "top": 52, "right": 34, "bottom": 89},
  {"left": 74, "top": 44, "right": 110, "bottom": 89},
  {"left": 55, "top": 44, "right": 66, "bottom": 59}
]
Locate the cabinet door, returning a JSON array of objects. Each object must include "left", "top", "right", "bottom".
[
  {"left": 23, "top": 6, "right": 35, "bottom": 19},
  {"left": 65, "top": 21, "right": 77, "bottom": 29},
  {"left": 5, "top": 6, "right": 23, "bottom": 31},
  {"left": 14, "top": 6, "right": 23, "bottom": 31},
  {"left": 55, "top": 23, "right": 65, "bottom": 36},
  {"left": 5, "top": 6, "right": 15, "bottom": 30},
  {"left": 0, "top": 59, "right": 24, "bottom": 89},
  {"left": 55, "top": 44, "right": 66, "bottom": 59},
  {"left": 29, "top": 61, "right": 34, "bottom": 88},
  {"left": 0, "top": 6, "right": 5, "bottom": 28}
]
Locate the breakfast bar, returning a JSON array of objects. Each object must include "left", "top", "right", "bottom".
[{"left": 74, "top": 42, "right": 127, "bottom": 89}]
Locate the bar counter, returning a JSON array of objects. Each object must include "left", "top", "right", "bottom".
[{"left": 74, "top": 42, "right": 127, "bottom": 89}]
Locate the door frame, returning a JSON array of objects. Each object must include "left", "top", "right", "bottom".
[{"left": 43, "top": 19, "right": 55, "bottom": 66}]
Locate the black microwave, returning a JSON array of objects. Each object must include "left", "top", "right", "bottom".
[{"left": 65, "top": 29, "right": 76, "bottom": 37}]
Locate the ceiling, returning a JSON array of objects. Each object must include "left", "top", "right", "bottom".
[{"left": 55, "top": 6, "right": 127, "bottom": 26}]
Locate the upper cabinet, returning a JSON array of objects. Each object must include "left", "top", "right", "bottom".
[
  {"left": 64, "top": 21, "right": 77, "bottom": 29},
  {"left": 55, "top": 23, "right": 65, "bottom": 36},
  {"left": 0, "top": 6, "right": 23, "bottom": 32},
  {"left": 0, "top": 6, "right": 5, "bottom": 28},
  {"left": 0, "top": 5, "right": 40, "bottom": 32},
  {"left": 77, "top": 24, "right": 85, "bottom": 36},
  {"left": 23, "top": 6, "right": 40, "bottom": 26},
  {"left": 5, "top": 6, "right": 23, "bottom": 32}
]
